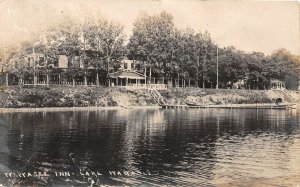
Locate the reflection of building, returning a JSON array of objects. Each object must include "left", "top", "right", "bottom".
[{"left": 270, "top": 79, "right": 285, "bottom": 90}]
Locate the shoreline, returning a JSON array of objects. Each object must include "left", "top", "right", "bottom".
[
  {"left": 0, "top": 105, "right": 162, "bottom": 113},
  {"left": 0, "top": 103, "right": 298, "bottom": 113}
]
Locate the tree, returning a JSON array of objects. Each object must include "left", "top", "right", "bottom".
[
  {"left": 86, "top": 18, "right": 126, "bottom": 86},
  {"left": 127, "top": 11, "right": 176, "bottom": 81},
  {"left": 268, "top": 49, "right": 300, "bottom": 89},
  {"left": 95, "top": 19, "right": 126, "bottom": 85}
]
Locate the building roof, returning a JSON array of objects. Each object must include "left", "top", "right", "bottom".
[
  {"left": 270, "top": 79, "right": 285, "bottom": 83},
  {"left": 109, "top": 69, "right": 146, "bottom": 79}
]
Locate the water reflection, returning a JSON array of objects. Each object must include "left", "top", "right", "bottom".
[{"left": 0, "top": 108, "right": 299, "bottom": 186}]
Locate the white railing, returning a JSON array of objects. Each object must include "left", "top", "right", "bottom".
[
  {"left": 127, "top": 84, "right": 147, "bottom": 89},
  {"left": 112, "top": 83, "right": 167, "bottom": 90},
  {"left": 147, "top": 84, "right": 167, "bottom": 90},
  {"left": 112, "top": 84, "right": 147, "bottom": 89}
]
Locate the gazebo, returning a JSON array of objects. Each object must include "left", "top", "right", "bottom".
[{"left": 270, "top": 79, "right": 285, "bottom": 90}]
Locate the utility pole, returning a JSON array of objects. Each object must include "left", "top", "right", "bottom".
[
  {"left": 2, "top": 35, "right": 9, "bottom": 87},
  {"left": 203, "top": 43, "right": 207, "bottom": 90},
  {"left": 298, "top": 67, "right": 300, "bottom": 90},
  {"left": 33, "top": 45, "right": 37, "bottom": 87},
  {"left": 216, "top": 45, "right": 219, "bottom": 89}
]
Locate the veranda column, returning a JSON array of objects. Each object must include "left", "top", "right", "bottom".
[
  {"left": 84, "top": 71, "right": 87, "bottom": 87},
  {"left": 46, "top": 73, "right": 49, "bottom": 87},
  {"left": 34, "top": 74, "right": 37, "bottom": 86},
  {"left": 5, "top": 73, "right": 8, "bottom": 87},
  {"left": 96, "top": 72, "right": 99, "bottom": 87}
]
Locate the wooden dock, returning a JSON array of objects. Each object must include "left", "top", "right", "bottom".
[
  {"left": 160, "top": 103, "right": 297, "bottom": 109},
  {"left": 160, "top": 104, "right": 189, "bottom": 109}
]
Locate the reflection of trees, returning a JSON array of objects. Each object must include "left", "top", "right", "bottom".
[
  {"left": 130, "top": 109, "right": 219, "bottom": 184},
  {"left": 130, "top": 109, "right": 300, "bottom": 185},
  {"left": 3, "top": 109, "right": 300, "bottom": 186},
  {"left": 5, "top": 111, "right": 129, "bottom": 185},
  {"left": 211, "top": 110, "right": 300, "bottom": 185}
]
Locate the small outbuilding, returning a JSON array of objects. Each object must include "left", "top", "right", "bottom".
[{"left": 270, "top": 79, "right": 285, "bottom": 90}]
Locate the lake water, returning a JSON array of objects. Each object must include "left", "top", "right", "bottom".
[{"left": 0, "top": 108, "right": 300, "bottom": 186}]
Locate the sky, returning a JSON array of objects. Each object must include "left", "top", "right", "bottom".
[{"left": 0, "top": 0, "right": 299, "bottom": 55}]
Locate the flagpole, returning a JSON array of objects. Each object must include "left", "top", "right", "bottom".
[{"left": 216, "top": 45, "right": 219, "bottom": 89}]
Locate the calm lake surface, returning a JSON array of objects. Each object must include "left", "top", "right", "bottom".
[{"left": 0, "top": 108, "right": 300, "bottom": 186}]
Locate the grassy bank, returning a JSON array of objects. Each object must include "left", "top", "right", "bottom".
[
  {"left": 1, "top": 86, "right": 298, "bottom": 108},
  {"left": 160, "top": 88, "right": 275, "bottom": 105},
  {"left": 3, "top": 86, "right": 156, "bottom": 108}
]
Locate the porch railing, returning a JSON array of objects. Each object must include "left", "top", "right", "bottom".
[{"left": 112, "top": 83, "right": 167, "bottom": 90}]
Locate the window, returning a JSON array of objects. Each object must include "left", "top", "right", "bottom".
[
  {"left": 53, "top": 59, "right": 59, "bottom": 67},
  {"left": 39, "top": 57, "right": 45, "bottom": 66},
  {"left": 27, "top": 57, "right": 31, "bottom": 67}
]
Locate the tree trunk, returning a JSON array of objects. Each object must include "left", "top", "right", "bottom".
[
  {"left": 202, "top": 75, "right": 205, "bottom": 90},
  {"left": 177, "top": 73, "right": 179, "bottom": 87},
  {"left": 196, "top": 56, "right": 200, "bottom": 88},
  {"left": 149, "top": 67, "right": 152, "bottom": 84},
  {"left": 34, "top": 74, "right": 37, "bottom": 87},
  {"left": 106, "top": 56, "right": 111, "bottom": 87},
  {"left": 84, "top": 71, "right": 87, "bottom": 87},
  {"left": 96, "top": 72, "right": 99, "bottom": 87},
  {"left": 19, "top": 77, "right": 23, "bottom": 88},
  {"left": 5, "top": 73, "right": 8, "bottom": 87},
  {"left": 46, "top": 73, "right": 49, "bottom": 87}
]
